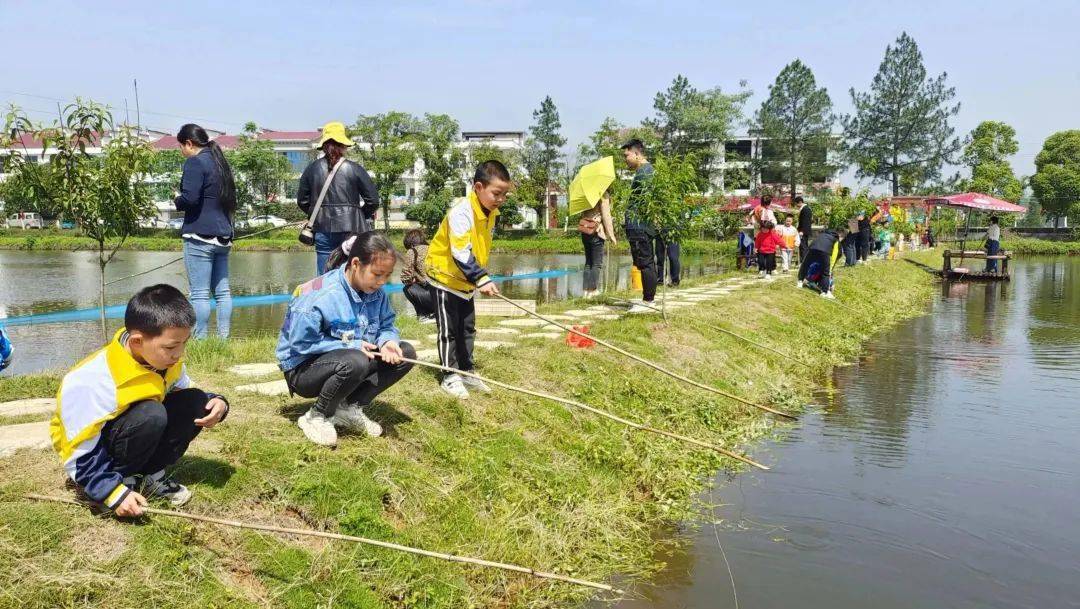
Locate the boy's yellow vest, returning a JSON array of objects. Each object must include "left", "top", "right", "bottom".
[{"left": 425, "top": 192, "right": 499, "bottom": 293}]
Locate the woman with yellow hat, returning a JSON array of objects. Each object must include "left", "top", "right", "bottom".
[{"left": 297, "top": 121, "right": 380, "bottom": 275}]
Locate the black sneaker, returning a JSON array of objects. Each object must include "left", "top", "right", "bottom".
[{"left": 139, "top": 471, "right": 192, "bottom": 507}]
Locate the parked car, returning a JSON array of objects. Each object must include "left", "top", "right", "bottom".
[
  {"left": 242, "top": 215, "right": 288, "bottom": 229},
  {"left": 166, "top": 217, "right": 185, "bottom": 230},
  {"left": 5, "top": 212, "right": 44, "bottom": 229},
  {"left": 138, "top": 218, "right": 169, "bottom": 229},
  {"left": 57, "top": 219, "right": 76, "bottom": 230}
]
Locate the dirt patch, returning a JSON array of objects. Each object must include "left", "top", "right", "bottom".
[{"left": 67, "top": 519, "right": 130, "bottom": 564}]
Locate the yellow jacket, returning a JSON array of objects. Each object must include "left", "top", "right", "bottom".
[
  {"left": 425, "top": 191, "right": 499, "bottom": 294},
  {"left": 50, "top": 329, "right": 189, "bottom": 508}
]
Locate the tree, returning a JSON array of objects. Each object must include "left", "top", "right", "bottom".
[
  {"left": 517, "top": 96, "right": 567, "bottom": 227},
  {"left": 1030, "top": 130, "right": 1080, "bottom": 227},
  {"left": 5, "top": 101, "right": 155, "bottom": 339},
  {"left": 417, "top": 113, "right": 465, "bottom": 200},
  {"left": 645, "top": 75, "right": 750, "bottom": 190},
  {"left": 350, "top": 112, "right": 422, "bottom": 231},
  {"left": 227, "top": 122, "right": 291, "bottom": 216},
  {"left": 753, "top": 59, "right": 835, "bottom": 198},
  {"left": 841, "top": 32, "right": 962, "bottom": 195},
  {"left": 958, "top": 121, "right": 1023, "bottom": 202},
  {"left": 1, "top": 106, "right": 65, "bottom": 219},
  {"left": 149, "top": 149, "right": 185, "bottom": 202}
]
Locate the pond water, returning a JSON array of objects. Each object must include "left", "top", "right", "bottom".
[
  {"left": 0, "top": 249, "right": 722, "bottom": 375},
  {"left": 600, "top": 256, "right": 1080, "bottom": 609}
]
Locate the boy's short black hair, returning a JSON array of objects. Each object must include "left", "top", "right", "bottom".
[
  {"left": 990, "top": 215, "right": 1000, "bottom": 224},
  {"left": 761, "top": 194, "right": 773, "bottom": 205},
  {"left": 125, "top": 284, "right": 195, "bottom": 337},
  {"left": 794, "top": 195, "right": 804, "bottom": 204},
  {"left": 474, "top": 160, "right": 511, "bottom": 185},
  {"left": 620, "top": 138, "right": 645, "bottom": 154}
]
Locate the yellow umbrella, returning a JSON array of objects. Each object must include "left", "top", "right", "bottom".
[{"left": 568, "top": 156, "right": 616, "bottom": 216}]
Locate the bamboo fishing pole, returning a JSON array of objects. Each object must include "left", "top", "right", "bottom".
[
  {"left": 25, "top": 494, "right": 618, "bottom": 593},
  {"left": 491, "top": 293, "right": 797, "bottom": 420},
  {"left": 606, "top": 297, "right": 812, "bottom": 367},
  {"left": 380, "top": 354, "right": 769, "bottom": 470}
]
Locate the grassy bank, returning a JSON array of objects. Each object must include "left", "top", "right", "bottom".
[
  {"left": 1001, "top": 238, "right": 1080, "bottom": 255},
  {"left": 0, "top": 229, "right": 732, "bottom": 256},
  {"left": 0, "top": 253, "right": 938, "bottom": 608}
]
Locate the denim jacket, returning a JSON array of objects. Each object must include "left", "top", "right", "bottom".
[{"left": 276, "top": 267, "right": 401, "bottom": 371}]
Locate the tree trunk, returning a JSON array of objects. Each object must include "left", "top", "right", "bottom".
[
  {"left": 383, "top": 200, "right": 391, "bottom": 231},
  {"left": 891, "top": 154, "right": 900, "bottom": 195},
  {"left": 98, "top": 247, "right": 108, "bottom": 344}
]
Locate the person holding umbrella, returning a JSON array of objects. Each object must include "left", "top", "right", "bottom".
[
  {"left": 570, "top": 156, "right": 617, "bottom": 298},
  {"left": 297, "top": 121, "right": 380, "bottom": 275}
]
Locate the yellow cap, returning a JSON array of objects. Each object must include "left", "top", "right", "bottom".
[{"left": 317, "top": 121, "right": 354, "bottom": 147}]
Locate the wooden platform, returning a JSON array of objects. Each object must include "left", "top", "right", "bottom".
[{"left": 942, "top": 249, "right": 1010, "bottom": 281}]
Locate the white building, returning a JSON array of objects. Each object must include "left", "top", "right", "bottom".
[{"left": 710, "top": 133, "right": 842, "bottom": 197}]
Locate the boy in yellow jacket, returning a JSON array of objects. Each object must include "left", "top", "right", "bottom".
[
  {"left": 425, "top": 160, "right": 510, "bottom": 399},
  {"left": 50, "top": 285, "right": 229, "bottom": 517}
]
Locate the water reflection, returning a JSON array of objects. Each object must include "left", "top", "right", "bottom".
[
  {"left": 599, "top": 256, "right": 1080, "bottom": 609},
  {"left": 0, "top": 248, "right": 724, "bottom": 375}
]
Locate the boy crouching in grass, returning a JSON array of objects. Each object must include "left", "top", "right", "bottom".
[{"left": 50, "top": 284, "right": 229, "bottom": 517}]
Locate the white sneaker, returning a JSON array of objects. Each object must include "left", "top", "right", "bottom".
[
  {"left": 140, "top": 470, "right": 192, "bottom": 507},
  {"left": 419, "top": 316, "right": 436, "bottom": 325},
  {"left": 461, "top": 374, "right": 492, "bottom": 394},
  {"left": 298, "top": 409, "right": 338, "bottom": 446},
  {"left": 627, "top": 302, "right": 655, "bottom": 314},
  {"left": 441, "top": 374, "right": 470, "bottom": 400},
  {"left": 796, "top": 280, "right": 804, "bottom": 288},
  {"left": 759, "top": 270, "right": 766, "bottom": 277},
  {"left": 821, "top": 291, "right": 836, "bottom": 300},
  {"left": 333, "top": 405, "right": 383, "bottom": 437}
]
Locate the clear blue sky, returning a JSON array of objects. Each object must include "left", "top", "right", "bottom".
[{"left": 2, "top": 0, "right": 1077, "bottom": 189}]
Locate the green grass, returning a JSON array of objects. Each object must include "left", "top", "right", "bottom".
[
  {"left": 0, "top": 254, "right": 938, "bottom": 608},
  {"left": 0, "top": 228, "right": 734, "bottom": 256},
  {"left": 1000, "top": 238, "right": 1080, "bottom": 256}
]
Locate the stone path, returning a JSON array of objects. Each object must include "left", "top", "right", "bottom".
[{"left": 0, "top": 273, "right": 772, "bottom": 455}]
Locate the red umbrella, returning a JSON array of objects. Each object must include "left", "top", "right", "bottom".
[{"left": 925, "top": 192, "right": 1026, "bottom": 214}]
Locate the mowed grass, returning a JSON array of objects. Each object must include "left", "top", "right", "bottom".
[{"left": 0, "top": 252, "right": 938, "bottom": 608}]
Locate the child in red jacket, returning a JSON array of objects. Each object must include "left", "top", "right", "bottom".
[{"left": 754, "top": 220, "right": 784, "bottom": 277}]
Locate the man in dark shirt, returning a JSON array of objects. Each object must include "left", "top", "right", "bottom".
[
  {"left": 621, "top": 139, "right": 658, "bottom": 312},
  {"left": 796, "top": 196, "right": 813, "bottom": 261}
]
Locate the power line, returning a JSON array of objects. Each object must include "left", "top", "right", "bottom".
[{"left": 0, "top": 89, "right": 248, "bottom": 129}]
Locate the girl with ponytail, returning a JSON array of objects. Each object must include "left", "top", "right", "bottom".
[
  {"left": 276, "top": 232, "right": 415, "bottom": 447},
  {"left": 175, "top": 123, "right": 237, "bottom": 339}
]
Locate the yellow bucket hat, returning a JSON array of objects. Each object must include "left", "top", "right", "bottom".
[{"left": 317, "top": 121, "right": 354, "bottom": 147}]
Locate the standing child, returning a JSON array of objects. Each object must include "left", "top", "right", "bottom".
[
  {"left": 51, "top": 285, "right": 230, "bottom": 517},
  {"left": 777, "top": 215, "right": 801, "bottom": 272},
  {"left": 277, "top": 232, "right": 415, "bottom": 447},
  {"left": 754, "top": 220, "right": 784, "bottom": 277},
  {"left": 400, "top": 229, "right": 435, "bottom": 323},
  {"left": 425, "top": 160, "right": 510, "bottom": 399}
]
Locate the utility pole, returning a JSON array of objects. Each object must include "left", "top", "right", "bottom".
[{"left": 133, "top": 78, "right": 142, "bottom": 134}]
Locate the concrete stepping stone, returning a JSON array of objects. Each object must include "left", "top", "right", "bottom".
[
  {"left": 498, "top": 318, "right": 552, "bottom": 328},
  {"left": 539, "top": 314, "right": 574, "bottom": 321},
  {"left": 561, "top": 309, "right": 601, "bottom": 317},
  {"left": 235, "top": 380, "right": 290, "bottom": 396},
  {"left": 586, "top": 305, "right": 620, "bottom": 312},
  {"left": 521, "top": 331, "right": 563, "bottom": 339},
  {"left": 416, "top": 349, "right": 439, "bottom": 362},
  {"left": 0, "top": 421, "right": 50, "bottom": 458},
  {"left": 478, "top": 327, "right": 521, "bottom": 336},
  {"left": 227, "top": 363, "right": 280, "bottom": 377},
  {"left": 0, "top": 398, "right": 55, "bottom": 417},
  {"left": 594, "top": 314, "right": 622, "bottom": 320},
  {"left": 474, "top": 340, "right": 514, "bottom": 349}
]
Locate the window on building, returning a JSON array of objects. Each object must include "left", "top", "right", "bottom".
[
  {"left": 724, "top": 140, "right": 752, "bottom": 160},
  {"left": 282, "top": 150, "right": 311, "bottom": 172}
]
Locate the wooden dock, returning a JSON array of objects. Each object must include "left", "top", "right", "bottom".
[{"left": 942, "top": 249, "right": 1011, "bottom": 281}]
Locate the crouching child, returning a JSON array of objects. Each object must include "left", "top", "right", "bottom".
[
  {"left": 797, "top": 228, "right": 844, "bottom": 299},
  {"left": 50, "top": 285, "right": 230, "bottom": 518},
  {"left": 277, "top": 232, "right": 415, "bottom": 447}
]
